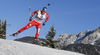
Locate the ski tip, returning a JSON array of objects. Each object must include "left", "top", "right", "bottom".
[{"left": 2, "top": 35, "right": 6, "bottom": 36}]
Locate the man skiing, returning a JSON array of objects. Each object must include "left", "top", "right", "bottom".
[{"left": 12, "top": 7, "right": 49, "bottom": 42}]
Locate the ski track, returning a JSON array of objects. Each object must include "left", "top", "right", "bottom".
[{"left": 0, "top": 39, "right": 84, "bottom": 55}]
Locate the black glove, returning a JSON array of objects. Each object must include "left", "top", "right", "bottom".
[
  {"left": 43, "top": 22, "right": 46, "bottom": 26},
  {"left": 29, "top": 17, "right": 32, "bottom": 21}
]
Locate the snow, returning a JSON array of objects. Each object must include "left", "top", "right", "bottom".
[{"left": 0, "top": 39, "right": 84, "bottom": 55}]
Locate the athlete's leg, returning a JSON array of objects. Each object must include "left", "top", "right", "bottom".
[
  {"left": 34, "top": 24, "right": 41, "bottom": 41},
  {"left": 17, "top": 21, "right": 36, "bottom": 34}
]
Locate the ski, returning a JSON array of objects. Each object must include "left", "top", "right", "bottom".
[
  {"left": 2, "top": 35, "right": 17, "bottom": 37},
  {"left": 32, "top": 40, "right": 40, "bottom": 45},
  {"left": 46, "top": 3, "right": 50, "bottom": 8}
]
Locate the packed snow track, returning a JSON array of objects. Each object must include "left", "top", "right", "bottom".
[{"left": 0, "top": 39, "right": 84, "bottom": 55}]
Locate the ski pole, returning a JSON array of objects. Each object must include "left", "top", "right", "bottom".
[{"left": 29, "top": 6, "right": 31, "bottom": 17}]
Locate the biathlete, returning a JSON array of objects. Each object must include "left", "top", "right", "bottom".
[{"left": 12, "top": 7, "right": 49, "bottom": 42}]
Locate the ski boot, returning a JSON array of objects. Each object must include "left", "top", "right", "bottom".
[{"left": 11, "top": 32, "right": 19, "bottom": 37}]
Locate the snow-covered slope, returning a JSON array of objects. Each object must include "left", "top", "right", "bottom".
[{"left": 0, "top": 39, "right": 84, "bottom": 55}]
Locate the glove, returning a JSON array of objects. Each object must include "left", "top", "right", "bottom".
[
  {"left": 29, "top": 17, "right": 32, "bottom": 21},
  {"left": 43, "top": 22, "right": 46, "bottom": 26}
]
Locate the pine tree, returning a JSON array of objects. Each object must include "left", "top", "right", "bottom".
[
  {"left": 2, "top": 20, "right": 6, "bottom": 39},
  {"left": 42, "top": 26, "right": 57, "bottom": 48},
  {"left": 0, "top": 20, "right": 1, "bottom": 31},
  {"left": 0, "top": 20, "right": 1, "bottom": 36},
  {"left": 0, "top": 20, "right": 6, "bottom": 39}
]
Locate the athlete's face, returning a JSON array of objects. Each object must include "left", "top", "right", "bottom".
[{"left": 41, "top": 11, "right": 46, "bottom": 15}]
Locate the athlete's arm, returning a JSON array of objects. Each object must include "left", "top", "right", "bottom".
[
  {"left": 31, "top": 10, "right": 39, "bottom": 17},
  {"left": 43, "top": 13, "right": 49, "bottom": 26},
  {"left": 45, "top": 13, "right": 49, "bottom": 22}
]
